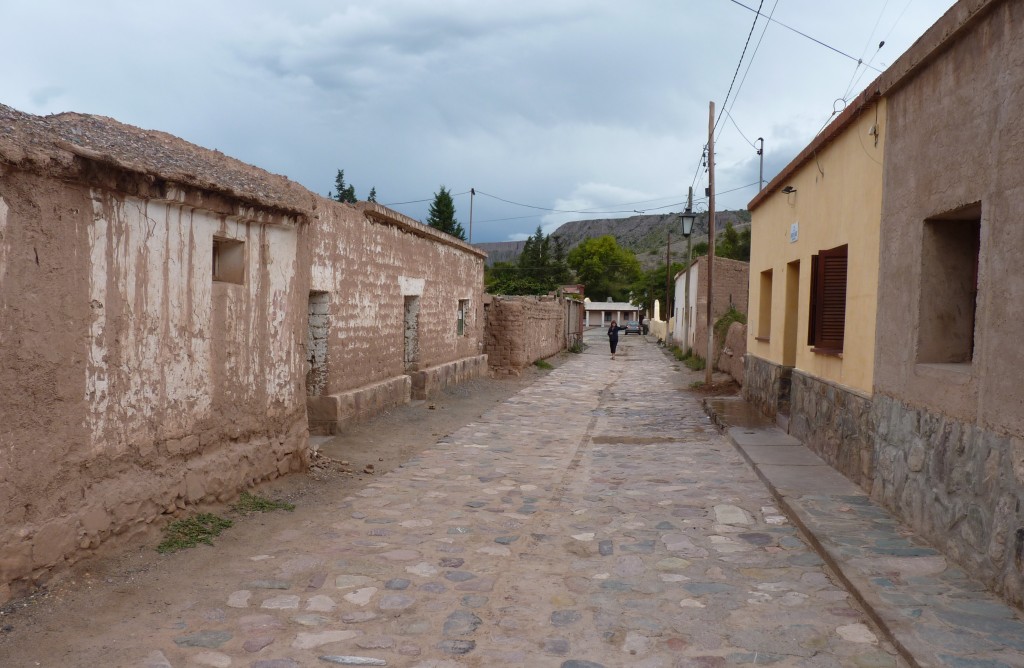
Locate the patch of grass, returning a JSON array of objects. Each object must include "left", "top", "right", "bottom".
[
  {"left": 233, "top": 491, "right": 295, "bottom": 513},
  {"left": 157, "top": 513, "right": 233, "bottom": 553},
  {"left": 671, "top": 345, "right": 686, "bottom": 361},
  {"left": 534, "top": 359, "right": 554, "bottom": 370},
  {"left": 683, "top": 354, "right": 706, "bottom": 371},
  {"left": 689, "top": 380, "right": 705, "bottom": 389}
]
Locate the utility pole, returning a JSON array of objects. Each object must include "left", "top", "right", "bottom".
[
  {"left": 757, "top": 138, "right": 764, "bottom": 190},
  {"left": 665, "top": 230, "right": 671, "bottom": 338},
  {"left": 683, "top": 186, "right": 694, "bottom": 351},
  {"left": 468, "top": 188, "right": 475, "bottom": 243},
  {"left": 706, "top": 101, "right": 716, "bottom": 386}
]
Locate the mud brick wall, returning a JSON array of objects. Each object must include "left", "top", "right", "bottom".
[
  {"left": 0, "top": 170, "right": 309, "bottom": 603},
  {"left": 307, "top": 201, "right": 484, "bottom": 396},
  {"left": 872, "top": 395, "right": 1024, "bottom": 609},
  {"left": 484, "top": 295, "right": 566, "bottom": 375},
  {"left": 716, "top": 322, "right": 747, "bottom": 385},
  {"left": 691, "top": 256, "right": 749, "bottom": 363}
]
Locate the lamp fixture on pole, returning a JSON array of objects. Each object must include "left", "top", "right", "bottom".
[{"left": 681, "top": 189, "right": 696, "bottom": 352}]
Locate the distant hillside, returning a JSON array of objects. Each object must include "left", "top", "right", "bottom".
[{"left": 476, "top": 210, "right": 750, "bottom": 270}]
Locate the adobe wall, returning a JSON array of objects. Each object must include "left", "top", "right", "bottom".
[
  {"left": 716, "top": 322, "right": 747, "bottom": 385},
  {"left": 872, "top": 0, "right": 1024, "bottom": 609},
  {"left": 484, "top": 295, "right": 566, "bottom": 375},
  {"left": 0, "top": 168, "right": 308, "bottom": 603},
  {"left": 691, "top": 256, "right": 749, "bottom": 364},
  {"left": 307, "top": 202, "right": 484, "bottom": 395}
]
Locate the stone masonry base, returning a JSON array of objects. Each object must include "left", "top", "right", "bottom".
[
  {"left": 307, "top": 355, "right": 488, "bottom": 434},
  {"left": 872, "top": 394, "right": 1024, "bottom": 608}
]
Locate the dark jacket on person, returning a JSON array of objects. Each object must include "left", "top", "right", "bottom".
[{"left": 607, "top": 324, "right": 625, "bottom": 343}]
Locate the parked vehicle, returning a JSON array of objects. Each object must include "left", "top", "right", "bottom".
[{"left": 624, "top": 320, "right": 642, "bottom": 335}]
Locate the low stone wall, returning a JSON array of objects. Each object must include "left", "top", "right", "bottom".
[
  {"left": 484, "top": 295, "right": 567, "bottom": 375},
  {"left": 411, "top": 355, "right": 488, "bottom": 400},
  {"left": 716, "top": 322, "right": 747, "bottom": 385},
  {"left": 742, "top": 354, "right": 787, "bottom": 418},
  {"left": 307, "top": 376, "right": 412, "bottom": 435},
  {"left": 790, "top": 371, "right": 874, "bottom": 491},
  {"left": 871, "top": 394, "right": 1024, "bottom": 608}
]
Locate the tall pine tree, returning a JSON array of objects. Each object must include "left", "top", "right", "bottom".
[
  {"left": 333, "top": 169, "right": 357, "bottom": 203},
  {"left": 426, "top": 186, "right": 466, "bottom": 240}
]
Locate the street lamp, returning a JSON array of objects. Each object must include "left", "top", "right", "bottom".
[{"left": 680, "top": 192, "right": 697, "bottom": 352}]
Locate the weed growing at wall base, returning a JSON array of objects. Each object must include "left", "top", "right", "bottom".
[
  {"left": 534, "top": 359, "right": 554, "bottom": 370},
  {"left": 157, "top": 513, "right": 233, "bottom": 553},
  {"left": 232, "top": 491, "right": 295, "bottom": 513}
]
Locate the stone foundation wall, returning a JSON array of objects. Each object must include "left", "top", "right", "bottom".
[
  {"left": 872, "top": 394, "right": 1024, "bottom": 608},
  {"left": 411, "top": 354, "right": 488, "bottom": 399},
  {"left": 484, "top": 295, "right": 567, "bottom": 375},
  {"left": 307, "top": 375, "right": 412, "bottom": 435},
  {"left": 743, "top": 354, "right": 786, "bottom": 418},
  {"left": 790, "top": 371, "right": 874, "bottom": 490}
]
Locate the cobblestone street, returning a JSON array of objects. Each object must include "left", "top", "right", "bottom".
[{"left": 3, "top": 334, "right": 906, "bottom": 667}]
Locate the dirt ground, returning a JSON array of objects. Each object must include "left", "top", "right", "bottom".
[
  {"left": 0, "top": 342, "right": 738, "bottom": 667},
  {"left": 0, "top": 355, "right": 577, "bottom": 665}
]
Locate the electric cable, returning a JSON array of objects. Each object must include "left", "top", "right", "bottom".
[{"left": 725, "top": 0, "right": 882, "bottom": 72}]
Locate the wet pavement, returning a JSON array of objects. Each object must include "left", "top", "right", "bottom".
[{"left": 10, "top": 331, "right": 1024, "bottom": 667}]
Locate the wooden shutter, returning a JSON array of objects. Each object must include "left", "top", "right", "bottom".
[{"left": 814, "top": 245, "right": 848, "bottom": 351}]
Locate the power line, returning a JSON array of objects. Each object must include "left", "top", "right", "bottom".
[
  {"left": 723, "top": 0, "right": 779, "bottom": 133},
  {"left": 725, "top": 0, "right": 882, "bottom": 72},
  {"left": 714, "top": 0, "right": 765, "bottom": 136}
]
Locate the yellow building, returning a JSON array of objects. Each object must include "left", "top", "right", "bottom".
[{"left": 744, "top": 87, "right": 885, "bottom": 488}]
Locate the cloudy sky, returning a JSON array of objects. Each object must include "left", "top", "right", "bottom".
[{"left": 1, "top": 0, "right": 955, "bottom": 242}]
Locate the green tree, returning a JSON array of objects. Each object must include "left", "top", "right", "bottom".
[
  {"left": 690, "top": 223, "right": 751, "bottom": 262},
  {"left": 333, "top": 169, "right": 357, "bottom": 204},
  {"left": 485, "top": 227, "right": 571, "bottom": 295},
  {"left": 367, "top": 186, "right": 377, "bottom": 203},
  {"left": 567, "top": 235, "right": 641, "bottom": 302},
  {"left": 630, "top": 261, "right": 686, "bottom": 315},
  {"left": 426, "top": 186, "right": 466, "bottom": 240}
]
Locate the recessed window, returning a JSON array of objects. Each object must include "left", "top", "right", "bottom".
[
  {"left": 917, "top": 203, "right": 981, "bottom": 364},
  {"left": 808, "top": 244, "right": 847, "bottom": 354},
  {"left": 212, "top": 237, "right": 244, "bottom": 284},
  {"left": 757, "top": 269, "right": 773, "bottom": 341},
  {"left": 457, "top": 299, "right": 469, "bottom": 336}
]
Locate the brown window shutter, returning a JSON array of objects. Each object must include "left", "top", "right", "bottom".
[{"left": 816, "top": 245, "right": 848, "bottom": 351}]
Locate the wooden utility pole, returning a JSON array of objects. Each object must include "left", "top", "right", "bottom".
[
  {"left": 706, "top": 101, "right": 716, "bottom": 385},
  {"left": 683, "top": 186, "right": 694, "bottom": 350},
  {"left": 665, "top": 230, "right": 671, "bottom": 337},
  {"left": 468, "top": 188, "right": 475, "bottom": 243}
]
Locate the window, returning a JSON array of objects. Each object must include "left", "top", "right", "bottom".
[
  {"left": 807, "top": 244, "right": 847, "bottom": 353},
  {"left": 457, "top": 299, "right": 469, "bottom": 336},
  {"left": 917, "top": 204, "right": 981, "bottom": 364},
  {"left": 212, "top": 237, "right": 244, "bottom": 284},
  {"left": 756, "top": 269, "right": 773, "bottom": 341}
]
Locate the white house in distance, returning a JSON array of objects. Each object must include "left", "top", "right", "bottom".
[{"left": 584, "top": 298, "right": 641, "bottom": 328}]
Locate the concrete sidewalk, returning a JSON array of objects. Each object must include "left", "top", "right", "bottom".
[{"left": 705, "top": 396, "right": 1024, "bottom": 668}]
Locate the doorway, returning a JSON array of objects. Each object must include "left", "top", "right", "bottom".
[
  {"left": 404, "top": 295, "right": 420, "bottom": 372},
  {"left": 307, "top": 291, "right": 329, "bottom": 396}
]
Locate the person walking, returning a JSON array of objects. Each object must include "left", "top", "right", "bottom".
[{"left": 608, "top": 320, "right": 626, "bottom": 359}]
